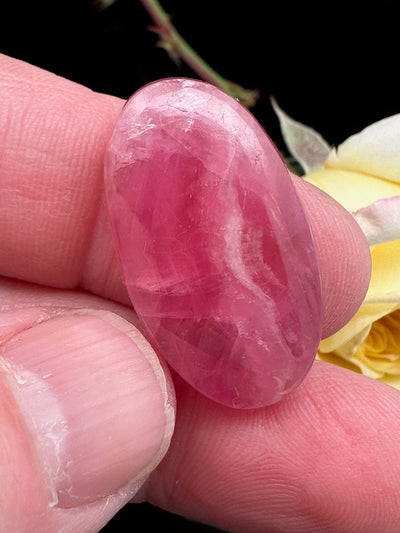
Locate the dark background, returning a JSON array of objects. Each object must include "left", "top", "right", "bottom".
[
  {"left": 1, "top": 0, "right": 399, "bottom": 531},
  {"left": 2, "top": 0, "right": 400, "bottom": 150}
]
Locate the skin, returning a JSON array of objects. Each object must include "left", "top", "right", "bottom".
[{"left": 1, "top": 53, "right": 399, "bottom": 532}]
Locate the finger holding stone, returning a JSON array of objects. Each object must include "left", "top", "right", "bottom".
[
  {"left": 0, "top": 280, "right": 175, "bottom": 532},
  {"left": 0, "top": 53, "right": 126, "bottom": 302},
  {"left": 145, "top": 362, "right": 400, "bottom": 533}
]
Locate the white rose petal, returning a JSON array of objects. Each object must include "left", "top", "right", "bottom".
[
  {"left": 353, "top": 195, "right": 400, "bottom": 246},
  {"left": 327, "top": 114, "right": 400, "bottom": 183}
]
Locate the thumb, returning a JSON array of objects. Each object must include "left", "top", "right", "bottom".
[{"left": 0, "top": 308, "right": 175, "bottom": 532}]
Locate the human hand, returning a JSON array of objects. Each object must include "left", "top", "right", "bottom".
[{"left": 1, "top": 53, "right": 399, "bottom": 533}]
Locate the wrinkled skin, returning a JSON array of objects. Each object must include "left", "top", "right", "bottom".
[{"left": 2, "top": 54, "right": 399, "bottom": 533}]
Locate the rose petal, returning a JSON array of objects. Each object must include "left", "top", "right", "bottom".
[
  {"left": 319, "top": 304, "right": 400, "bottom": 353},
  {"left": 304, "top": 169, "right": 400, "bottom": 212},
  {"left": 349, "top": 353, "right": 385, "bottom": 379},
  {"left": 353, "top": 196, "right": 400, "bottom": 246},
  {"left": 321, "top": 325, "right": 371, "bottom": 358},
  {"left": 315, "top": 351, "right": 361, "bottom": 374},
  {"left": 326, "top": 114, "right": 400, "bottom": 183},
  {"left": 319, "top": 313, "right": 400, "bottom": 381},
  {"left": 271, "top": 97, "right": 331, "bottom": 173},
  {"left": 365, "top": 292, "right": 400, "bottom": 304},
  {"left": 367, "top": 240, "right": 400, "bottom": 300},
  {"left": 351, "top": 355, "right": 397, "bottom": 378},
  {"left": 380, "top": 374, "right": 400, "bottom": 391}
]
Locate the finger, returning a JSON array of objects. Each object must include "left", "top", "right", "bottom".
[
  {"left": 146, "top": 363, "right": 400, "bottom": 533},
  {"left": 0, "top": 54, "right": 369, "bottom": 336},
  {"left": 0, "top": 278, "right": 175, "bottom": 533},
  {"left": 0, "top": 53, "right": 126, "bottom": 302},
  {"left": 293, "top": 176, "right": 371, "bottom": 338}
]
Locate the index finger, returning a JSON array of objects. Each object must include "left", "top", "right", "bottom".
[{"left": 0, "top": 53, "right": 127, "bottom": 303}]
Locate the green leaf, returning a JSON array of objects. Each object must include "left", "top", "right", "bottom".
[{"left": 271, "top": 97, "right": 331, "bottom": 174}]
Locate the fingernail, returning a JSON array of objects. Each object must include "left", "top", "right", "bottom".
[{"left": 2, "top": 311, "right": 175, "bottom": 508}]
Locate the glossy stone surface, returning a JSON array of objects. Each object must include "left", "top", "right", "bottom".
[{"left": 104, "top": 79, "right": 322, "bottom": 409}]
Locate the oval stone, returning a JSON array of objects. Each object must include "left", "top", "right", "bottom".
[{"left": 104, "top": 79, "right": 322, "bottom": 409}]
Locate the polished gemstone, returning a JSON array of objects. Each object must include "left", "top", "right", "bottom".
[{"left": 104, "top": 79, "right": 322, "bottom": 408}]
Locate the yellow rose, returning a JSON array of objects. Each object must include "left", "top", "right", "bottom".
[
  {"left": 303, "top": 116, "right": 400, "bottom": 390},
  {"left": 273, "top": 100, "right": 400, "bottom": 389}
]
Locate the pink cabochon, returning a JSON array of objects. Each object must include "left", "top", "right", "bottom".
[{"left": 104, "top": 79, "right": 322, "bottom": 408}]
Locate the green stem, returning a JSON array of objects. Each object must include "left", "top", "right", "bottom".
[{"left": 140, "top": 0, "right": 259, "bottom": 108}]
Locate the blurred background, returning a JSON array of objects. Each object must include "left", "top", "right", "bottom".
[{"left": 1, "top": 0, "right": 399, "bottom": 530}]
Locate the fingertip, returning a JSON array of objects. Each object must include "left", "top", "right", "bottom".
[
  {"left": 293, "top": 175, "right": 371, "bottom": 338},
  {"left": 0, "top": 309, "right": 175, "bottom": 530}
]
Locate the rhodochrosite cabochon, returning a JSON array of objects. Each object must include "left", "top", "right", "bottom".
[{"left": 104, "top": 79, "right": 322, "bottom": 409}]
